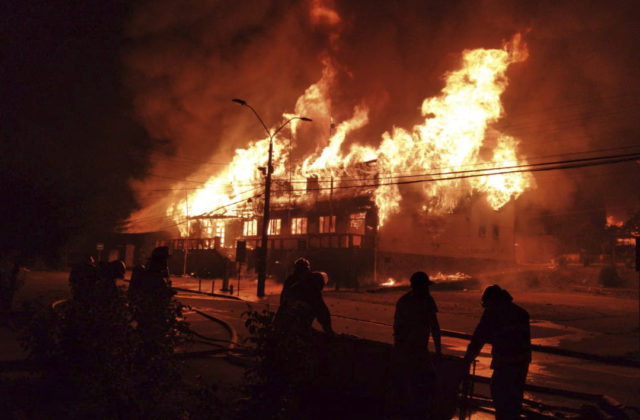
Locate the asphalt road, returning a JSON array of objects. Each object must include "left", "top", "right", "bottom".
[
  {"left": 171, "top": 276, "right": 640, "bottom": 410},
  {"left": 10, "top": 270, "right": 640, "bottom": 410}
]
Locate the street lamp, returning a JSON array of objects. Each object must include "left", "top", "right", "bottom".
[{"left": 233, "top": 98, "right": 312, "bottom": 297}]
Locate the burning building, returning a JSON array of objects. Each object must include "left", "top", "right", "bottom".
[
  {"left": 121, "top": 0, "right": 640, "bottom": 290},
  {"left": 132, "top": 32, "right": 538, "bottom": 284},
  {"left": 168, "top": 163, "right": 380, "bottom": 287},
  {"left": 130, "top": 29, "right": 540, "bottom": 284},
  {"left": 165, "top": 168, "right": 519, "bottom": 287}
]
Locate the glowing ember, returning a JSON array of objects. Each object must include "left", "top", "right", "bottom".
[
  {"left": 430, "top": 272, "right": 473, "bottom": 282},
  {"left": 606, "top": 215, "right": 624, "bottom": 228},
  {"left": 381, "top": 277, "right": 396, "bottom": 287},
  {"left": 168, "top": 34, "right": 533, "bottom": 236}
]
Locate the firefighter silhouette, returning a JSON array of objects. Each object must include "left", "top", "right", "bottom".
[
  {"left": 129, "top": 246, "right": 176, "bottom": 339},
  {"left": 392, "top": 271, "right": 442, "bottom": 416},
  {"left": 464, "top": 284, "right": 531, "bottom": 420},
  {"left": 276, "top": 257, "right": 333, "bottom": 335}
]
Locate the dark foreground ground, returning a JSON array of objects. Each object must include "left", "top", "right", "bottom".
[{"left": 1, "top": 265, "right": 639, "bottom": 419}]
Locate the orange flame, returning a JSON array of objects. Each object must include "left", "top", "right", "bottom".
[
  {"left": 375, "top": 34, "right": 533, "bottom": 223},
  {"left": 381, "top": 277, "right": 396, "bottom": 287},
  {"left": 169, "top": 34, "right": 533, "bottom": 236}
]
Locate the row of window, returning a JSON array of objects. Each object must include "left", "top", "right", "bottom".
[
  {"left": 478, "top": 225, "right": 500, "bottom": 239},
  {"left": 243, "top": 213, "right": 366, "bottom": 237}
]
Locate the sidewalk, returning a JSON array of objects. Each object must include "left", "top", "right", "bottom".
[{"left": 169, "top": 274, "right": 283, "bottom": 303}]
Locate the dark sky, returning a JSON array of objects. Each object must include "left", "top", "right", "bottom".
[
  {"left": 2, "top": 0, "right": 640, "bottom": 260},
  {"left": 1, "top": 0, "right": 155, "bottom": 260}
]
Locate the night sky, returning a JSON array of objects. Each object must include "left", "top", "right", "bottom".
[
  {"left": 2, "top": 0, "right": 155, "bottom": 261},
  {"left": 3, "top": 0, "right": 640, "bottom": 262}
]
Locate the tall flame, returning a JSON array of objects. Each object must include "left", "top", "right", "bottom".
[
  {"left": 375, "top": 34, "right": 532, "bottom": 223},
  {"left": 169, "top": 34, "right": 533, "bottom": 235}
]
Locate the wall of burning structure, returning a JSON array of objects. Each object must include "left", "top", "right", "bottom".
[
  {"left": 169, "top": 180, "right": 531, "bottom": 286},
  {"left": 377, "top": 193, "right": 518, "bottom": 282},
  {"left": 168, "top": 189, "right": 378, "bottom": 287}
]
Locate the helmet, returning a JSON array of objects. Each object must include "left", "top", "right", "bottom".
[
  {"left": 151, "top": 246, "right": 171, "bottom": 261},
  {"left": 410, "top": 271, "right": 433, "bottom": 288},
  {"left": 481, "top": 284, "right": 512, "bottom": 306},
  {"left": 294, "top": 257, "right": 310, "bottom": 271}
]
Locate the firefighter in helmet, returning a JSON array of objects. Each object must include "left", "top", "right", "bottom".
[{"left": 464, "top": 284, "right": 531, "bottom": 420}]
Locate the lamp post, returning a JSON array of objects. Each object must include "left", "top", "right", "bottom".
[{"left": 232, "top": 98, "right": 312, "bottom": 297}]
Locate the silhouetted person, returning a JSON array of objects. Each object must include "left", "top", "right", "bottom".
[
  {"left": 97, "top": 260, "right": 125, "bottom": 299},
  {"left": 69, "top": 255, "right": 98, "bottom": 302},
  {"left": 276, "top": 258, "right": 333, "bottom": 335},
  {"left": 129, "top": 247, "right": 175, "bottom": 336},
  {"left": 392, "top": 271, "right": 442, "bottom": 416},
  {"left": 464, "top": 284, "right": 531, "bottom": 420},
  {"left": 128, "top": 260, "right": 146, "bottom": 300},
  {"left": 126, "top": 247, "right": 183, "bottom": 404},
  {"left": 266, "top": 259, "right": 332, "bottom": 414},
  {"left": 312, "top": 270, "right": 327, "bottom": 291},
  {"left": 129, "top": 247, "right": 171, "bottom": 295},
  {"left": 0, "top": 259, "right": 24, "bottom": 318}
]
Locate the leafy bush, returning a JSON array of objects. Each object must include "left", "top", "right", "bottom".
[
  {"left": 17, "top": 284, "right": 195, "bottom": 418},
  {"left": 240, "top": 308, "right": 319, "bottom": 418}
]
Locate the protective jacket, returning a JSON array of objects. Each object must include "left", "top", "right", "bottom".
[
  {"left": 277, "top": 269, "right": 332, "bottom": 333},
  {"left": 393, "top": 290, "right": 440, "bottom": 350},
  {"left": 466, "top": 301, "right": 531, "bottom": 368}
]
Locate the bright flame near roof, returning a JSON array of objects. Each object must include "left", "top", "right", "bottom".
[{"left": 170, "top": 34, "right": 533, "bottom": 236}]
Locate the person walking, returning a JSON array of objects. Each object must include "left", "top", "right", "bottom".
[
  {"left": 392, "top": 271, "right": 442, "bottom": 416},
  {"left": 464, "top": 284, "right": 531, "bottom": 420}
]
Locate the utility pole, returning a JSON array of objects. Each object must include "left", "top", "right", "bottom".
[
  {"left": 232, "top": 99, "right": 311, "bottom": 297},
  {"left": 258, "top": 138, "right": 275, "bottom": 297},
  {"left": 183, "top": 191, "right": 189, "bottom": 276}
]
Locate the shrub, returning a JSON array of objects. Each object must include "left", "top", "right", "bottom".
[
  {"left": 240, "top": 308, "right": 319, "bottom": 418},
  {"left": 17, "top": 285, "right": 193, "bottom": 418}
]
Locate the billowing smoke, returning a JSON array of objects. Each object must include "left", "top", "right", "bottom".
[{"left": 124, "top": 0, "right": 640, "bottom": 241}]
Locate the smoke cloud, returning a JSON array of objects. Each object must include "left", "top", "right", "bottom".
[{"left": 124, "top": 0, "right": 640, "bottom": 235}]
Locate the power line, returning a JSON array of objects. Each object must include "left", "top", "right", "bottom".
[
  {"left": 130, "top": 148, "right": 640, "bottom": 221},
  {"left": 287, "top": 151, "right": 640, "bottom": 192},
  {"left": 266, "top": 148, "right": 640, "bottom": 185},
  {"left": 126, "top": 186, "right": 263, "bottom": 224},
  {"left": 274, "top": 145, "right": 640, "bottom": 184},
  {"left": 180, "top": 151, "right": 639, "bottom": 218},
  {"left": 199, "top": 193, "right": 264, "bottom": 217},
  {"left": 374, "top": 150, "right": 640, "bottom": 182}
]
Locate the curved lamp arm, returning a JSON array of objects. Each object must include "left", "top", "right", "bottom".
[
  {"left": 232, "top": 98, "right": 271, "bottom": 138},
  {"left": 272, "top": 116, "right": 313, "bottom": 138},
  {"left": 232, "top": 98, "right": 312, "bottom": 139}
]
